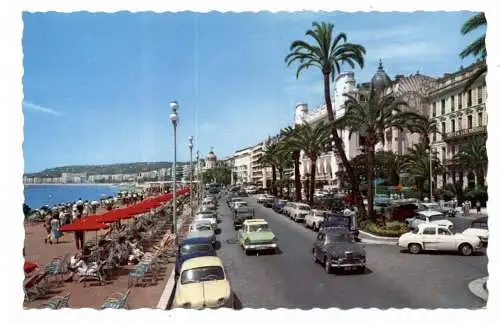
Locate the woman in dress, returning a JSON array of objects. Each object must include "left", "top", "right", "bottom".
[{"left": 49, "top": 215, "right": 62, "bottom": 244}]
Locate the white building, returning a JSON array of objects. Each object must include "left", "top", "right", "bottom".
[
  {"left": 233, "top": 146, "right": 252, "bottom": 184},
  {"left": 429, "top": 60, "right": 487, "bottom": 189}
]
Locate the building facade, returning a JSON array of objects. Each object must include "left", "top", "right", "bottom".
[
  {"left": 429, "top": 60, "right": 487, "bottom": 189},
  {"left": 233, "top": 146, "right": 252, "bottom": 185}
]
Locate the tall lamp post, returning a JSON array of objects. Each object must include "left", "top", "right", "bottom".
[
  {"left": 426, "top": 148, "right": 433, "bottom": 202},
  {"left": 196, "top": 150, "right": 200, "bottom": 202},
  {"left": 169, "top": 101, "right": 179, "bottom": 236},
  {"left": 188, "top": 136, "right": 194, "bottom": 216}
]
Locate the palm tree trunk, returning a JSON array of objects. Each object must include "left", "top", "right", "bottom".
[
  {"left": 293, "top": 150, "right": 302, "bottom": 202},
  {"left": 272, "top": 166, "right": 277, "bottom": 196},
  {"left": 322, "top": 73, "right": 366, "bottom": 219},
  {"left": 309, "top": 159, "right": 317, "bottom": 207},
  {"left": 279, "top": 169, "right": 285, "bottom": 197},
  {"left": 476, "top": 169, "right": 485, "bottom": 188},
  {"left": 366, "top": 146, "right": 375, "bottom": 220}
]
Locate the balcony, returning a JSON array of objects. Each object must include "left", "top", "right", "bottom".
[{"left": 442, "top": 126, "right": 487, "bottom": 142}]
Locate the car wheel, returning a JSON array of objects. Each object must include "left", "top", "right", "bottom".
[
  {"left": 459, "top": 243, "right": 473, "bottom": 256},
  {"left": 324, "top": 257, "right": 332, "bottom": 274},
  {"left": 245, "top": 249, "right": 251, "bottom": 255},
  {"left": 312, "top": 249, "right": 318, "bottom": 264},
  {"left": 408, "top": 243, "right": 422, "bottom": 254}
]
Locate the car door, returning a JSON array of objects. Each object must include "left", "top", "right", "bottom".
[
  {"left": 314, "top": 232, "right": 325, "bottom": 260},
  {"left": 421, "top": 227, "right": 438, "bottom": 250},
  {"left": 436, "top": 227, "right": 455, "bottom": 251}
]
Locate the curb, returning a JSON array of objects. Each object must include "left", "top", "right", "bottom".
[
  {"left": 468, "top": 276, "right": 488, "bottom": 302},
  {"left": 361, "top": 238, "right": 398, "bottom": 245},
  {"left": 359, "top": 230, "right": 399, "bottom": 241}
]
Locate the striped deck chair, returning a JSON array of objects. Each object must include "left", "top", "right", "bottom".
[
  {"left": 100, "top": 288, "right": 131, "bottom": 309},
  {"left": 39, "top": 293, "right": 71, "bottom": 309}
]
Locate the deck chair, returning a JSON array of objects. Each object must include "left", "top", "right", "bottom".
[
  {"left": 39, "top": 293, "right": 71, "bottom": 309},
  {"left": 100, "top": 288, "right": 131, "bottom": 309},
  {"left": 79, "top": 261, "right": 107, "bottom": 287}
]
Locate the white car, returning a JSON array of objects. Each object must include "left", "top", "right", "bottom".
[
  {"left": 397, "top": 223, "right": 481, "bottom": 256},
  {"left": 194, "top": 212, "right": 218, "bottom": 229},
  {"left": 229, "top": 197, "right": 243, "bottom": 210},
  {"left": 245, "top": 186, "right": 257, "bottom": 194},
  {"left": 304, "top": 209, "right": 328, "bottom": 231},
  {"left": 289, "top": 203, "right": 311, "bottom": 222},
  {"left": 282, "top": 202, "right": 296, "bottom": 217},
  {"left": 405, "top": 210, "right": 454, "bottom": 230},
  {"left": 256, "top": 194, "right": 267, "bottom": 204},
  {"left": 233, "top": 201, "right": 249, "bottom": 212},
  {"left": 462, "top": 217, "right": 488, "bottom": 247}
]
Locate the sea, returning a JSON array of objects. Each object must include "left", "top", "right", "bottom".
[{"left": 24, "top": 184, "right": 120, "bottom": 209}]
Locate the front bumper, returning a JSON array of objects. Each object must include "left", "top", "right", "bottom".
[
  {"left": 330, "top": 259, "right": 366, "bottom": 268},
  {"left": 243, "top": 243, "right": 277, "bottom": 250}
]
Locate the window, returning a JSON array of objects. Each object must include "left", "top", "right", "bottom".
[
  {"left": 451, "top": 119, "right": 456, "bottom": 133},
  {"left": 180, "top": 266, "right": 225, "bottom": 285},
  {"left": 442, "top": 147, "right": 446, "bottom": 160},
  {"left": 441, "top": 122, "right": 446, "bottom": 134},
  {"left": 432, "top": 103, "right": 436, "bottom": 117},
  {"left": 423, "top": 227, "right": 436, "bottom": 235},
  {"left": 458, "top": 117, "right": 462, "bottom": 130},
  {"left": 438, "top": 228, "right": 451, "bottom": 235},
  {"left": 458, "top": 93, "right": 463, "bottom": 109},
  {"left": 441, "top": 99, "right": 446, "bottom": 115},
  {"left": 478, "top": 86, "right": 483, "bottom": 104},
  {"left": 467, "top": 89, "right": 472, "bottom": 107},
  {"left": 451, "top": 146, "right": 456, "bottom": 156},
  {"left": 478, "top": 112, "right": 483, "bottom": 127},
  {"left": 451, "top": 96, "right": 455, "bottom": 111},
  {"left": 432, "top": 131, "right": 437, "bottom": 142},
  {"left": 467, "top": 115, "right": 473, "bottom": 129}
]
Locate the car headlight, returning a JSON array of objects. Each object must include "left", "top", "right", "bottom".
[
  {"left": 216, "top": 298, "right": 226, "bottom": 307},
  {"left": 182, "top": 302, "right": 191, "bottom": 309},
  {"left": 244, "top": 238, "right": 250, "bottom": 244}
]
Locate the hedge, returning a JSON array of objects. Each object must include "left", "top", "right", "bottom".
[{"left": 359, "top": 220, "right": 407, "bottom": 238}]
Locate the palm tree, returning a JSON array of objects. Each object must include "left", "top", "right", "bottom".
[
  {"left": 460, "top": 12, "right": 487, "bottom": 90},
  {"left": 335, "top": 87, "right": 424, "bottom": 219},
  {"left": 274, "top": 141, "right": 294, "bottom": 198},
  {"left": 280, "top": 126, "right": 302, "bottom": 202},
  {"left": 452, "top": 136, "right": 487, "bottom": 188},
  {"left": 285, "top": 21, "right": 367, "bottom": 217},
  {"left": 282, "top": 121, "right": 331, "bottom": 206},
  {"left": 375, "top": 151, "right": 405, "bottom": 186},
  {"left": 401, "top": 143, "right": 443, "bottom": 200},
  {"left": 258, "top": 139, "right": 280, "bottom": 196},
  {"left": 406, "top": 115, "right": 439, "bottom": 149}
]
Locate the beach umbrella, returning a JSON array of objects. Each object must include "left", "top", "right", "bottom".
[
  {"left": 24, "top": 260, "right": 38, "bottom": 274},
  {"left": 59, "top": 218, "right": 109, "bottom": 232}
]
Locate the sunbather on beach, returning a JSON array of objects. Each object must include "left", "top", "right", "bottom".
[{"left": 66, "top": 253, "right": 99, "bottom": 281}]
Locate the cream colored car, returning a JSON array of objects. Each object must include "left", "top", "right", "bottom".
[{"left": 173, "top": 256, "right": 234, "bottom": 309}]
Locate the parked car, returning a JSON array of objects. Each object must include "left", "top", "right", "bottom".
[
  {"left": 256, "top": 194, "right": 267, "bottom": 204},
  {"left": 175, "top": 237, "right": 216, "bottom": 277},
  {"left": 462, "top": 217, "right": 488, "bottom": 247},
  {"left": 238, "top": 219, "right": 278, "bottom": 255},
  {"left": 233, "top": 206, "right": 255, "bottom": 229},
  {"left": 272, "top": 199, "right": 287, "bottom": 213},
  {"left": 233, "top": 201, "right": 249, "bottom": 213},
  {"left": 289, "top": 203, "right": 311, "bottom": 222},
  {"left": 187, "top": 220, "right": 217, "bottom": 245},
  {"left": 173, "top": 256, "right": 234, "bottom": 309},
  {"left": 282, "top": 202, "right": 296, "bottom": 217},
  {"left": 194, "top": 212, "right": 218, "bottom": 229},
  {"left": 263, "top": 197, "right": 275, "bottom": 208},
  {"left": 228, "top": 197, "right": 243, "bottom": 209},
  {"left": 312, "top": 228, "right": 366, "bottom": 274},
  {"left": 238, "top": 190, "right": 248, "bottom": 197},
  {"left": 397, "top": 223, "right": 482, "bottom": 256},
  {"left": 405, "top": 210, "right": 454, "bottom": 231},
  {"left": 245, "top": 187, "right": 257, "bottom": 194},
  {"left": 304, "top": 209, "right": 329, "bottom": 231}
]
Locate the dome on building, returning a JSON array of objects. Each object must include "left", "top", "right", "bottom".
[
  {"left": 207, "top": 150, "right": 217, "bottom": 161},
  {"left": 371, "top": 59, "right": 392, "bottom": 91}
]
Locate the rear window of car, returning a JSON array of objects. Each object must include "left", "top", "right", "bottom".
[
  {"left": 180, "top": 244, "right": 212, "bottom": 254},
  {"left": 180, "top": 266, "right": 225, "bottom": 285}
]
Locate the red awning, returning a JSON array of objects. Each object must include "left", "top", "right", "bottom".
[
  {"left": 24, "top": 260, "right": 38, "bottom": 274},
  {"left": 59, "top": 218, "right": 109, "bottom": 232}
]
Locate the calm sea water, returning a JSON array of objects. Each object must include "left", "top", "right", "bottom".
[{"left": 24, "top": 184, "right": 120, "bottom": 208}]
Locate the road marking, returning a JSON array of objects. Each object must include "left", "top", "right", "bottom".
[{"left": 468, "top": 276, "right": 488, "bottom": 301}]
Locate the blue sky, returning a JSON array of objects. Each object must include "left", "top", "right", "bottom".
[{"left": 22, "top": 11, "right": 482, "bottom": 173}]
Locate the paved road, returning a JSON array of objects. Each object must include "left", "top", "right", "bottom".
[{"left": 213, "top": 196, "right": 487, "bottom": 309}]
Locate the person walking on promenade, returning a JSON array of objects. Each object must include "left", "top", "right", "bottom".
[
  {"left": 44, "top": 214, "right": 52, "bottom": 244},
  {"left": 49, "top": 215, "right": 62, "bottom": 244},
  {"left": 74, "top": 213, "right": 85, "bottom": 250}
]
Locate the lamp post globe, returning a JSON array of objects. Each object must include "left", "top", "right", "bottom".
[{"left": 169, "top": 100, "right": 179, "bottom": 240}]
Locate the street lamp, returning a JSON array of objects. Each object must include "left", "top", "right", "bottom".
[
  {"left": 426, "top": 148, "right": 433, "bottom": 202},
  {"left": 169, "top": 101, "right": 179, "bottom": 236},
  {"left": 188, "top": 136, "right": 194, "bottom": 216},
  {"left": 196, "top": 150, "right": 200, "bottom": 202}
]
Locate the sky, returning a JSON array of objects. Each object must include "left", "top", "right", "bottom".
[{"left": 22, "top": 11, "right": 483, "bottom": 173}]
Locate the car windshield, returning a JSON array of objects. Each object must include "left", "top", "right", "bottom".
[
  {"left": 193, "top": 223, "right": 212, "bottom": 231},
  {"left": 180, "top": 244, "right": 212, "bottom": 255},
  {"left": 180, "top": 266, "right": 225, "bottom": 285},
  {"left": 248, "top": 224, "right": 270, "bottom": 232},
  {"left": 326, "top": 233, "right": 353, "bottom": 243},
  {"left": 429, "top": 214, "right": 445, "bottom": 221},
  {"left": 299, "top": 205, "right": 311, "bottom": 211}
]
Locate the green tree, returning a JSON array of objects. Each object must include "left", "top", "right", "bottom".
[
  {"left": 460, "top": 12, "right": 487, "bottom": 90},
  {"left": 406, "top": 115, "right": 439, "bottom": 150},
  {"left": 452, "top": 136, "right": 487, "bottom": 188},
  {"left": 202, "top": 166, "right": 232, "bottom": 186},
  {"left": 280, "top": 126, "right": 303, "bottom": 202},
  {"left": 285, "top": 21, "right": 367, "bottom": 217},
  {"left": 335, "top": 87, "right": 423, "bottom": 219},
  {"left": 375, "top": 151, "right": 405, "bottom": 186},
  {"left": 258, "top": 138, "right": 281, "bottom": 196},
  {"left": 282, "top": 121, "right": 331, "bottom": 206}
]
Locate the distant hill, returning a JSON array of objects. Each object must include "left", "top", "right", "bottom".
[{"left": 25, "top": 161, "right": 190, "bottom": 178}]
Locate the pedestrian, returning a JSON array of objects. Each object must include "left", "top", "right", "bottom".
[
  {"left": 44, "top": 214, "right": 52, "bottom": 244},
  {"left": 49, "top": 215, "right": 62, "bottom": 244},
  {"left": 476, "top": 201, "right": 481, "bottom": 214}
]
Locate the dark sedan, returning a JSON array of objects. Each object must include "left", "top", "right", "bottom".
[
  {"left": 175, "top": 237, "right": 216, "bottom": 277},
  {"left": 312, "top": 228, "right": 366, "bottom": 274}
]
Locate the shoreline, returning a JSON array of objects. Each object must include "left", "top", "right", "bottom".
[{"left": 24, "top": 183, "right": 120, "bottom": 187}]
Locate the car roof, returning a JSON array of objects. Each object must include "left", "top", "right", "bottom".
[
  {"left": 180, "top": 237, "right": 213, "bottom": 246},
  {"left": 180, "top": 256, "right": 223, "bottom": 271},
  {"left": 416, "top": 210, "right": 443, "bottom": 217},
  {"left": 417, "top": 223, "right": 448, "bottom": 230},
  {"left": 243, "top": 219, "right": 267, "bottom": 225},
  {"left": 295, "top": 203, "right": 310, "bottom": 207}
]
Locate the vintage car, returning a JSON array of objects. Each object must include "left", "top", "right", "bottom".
[
  {"left": 237, "top": 190, "right": 249, "bottom": 197},
  {"left": 175, "top": 237, "right": 216, "bottom": 277},
  {"left": 245, "top": 186, "right": 257, "bottom": 194},
  {"left": 319, "top": 212, "right": 359, "bottom": 241},
  {"left": 304, "top": 209, "right": 329, "bottom": 231},
  {"left": 272, "top": 199, "right": 287, "bottom": 213},
  {"left": 289, "top": 203, "right": 311, "bottom": 222},
  {"left": 228, "top": 197, "right": 243, "bottom": 209},
  {"left": 238, "top": 219, "right": 278, "bottom": 255},
  {"left": 397, "top": 223, "right": 482, "bottom": 256},
  {"left": 194, "top": 212, "right": 218, "bottom": 230},
  {"left": 312, "top": 228, "right": 366, "bottom": 274},
  {"left": 173, "top": 256, "right": 233, "bottom": 309},
  {"left": 461, "top": 216, "right": 488, "bottom": 247},
  {"left": 233, "top": 206, "right": 255, "bottom": 229},
  {"left": 233, "top": 201, "right": 249, "bottom": 213},
  {"left": 187, "top": 220, "right": 217, "bottom": 245},
  {"left": 282, "top": 202, "right": 296, "bottom": 217},
  {"left": 405, "top": 210, "right": 454, "bottom": 231}
]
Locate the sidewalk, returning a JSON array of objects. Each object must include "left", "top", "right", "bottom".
[{"left": 468, "top": 276, "right": 488, "bottom": 302}]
